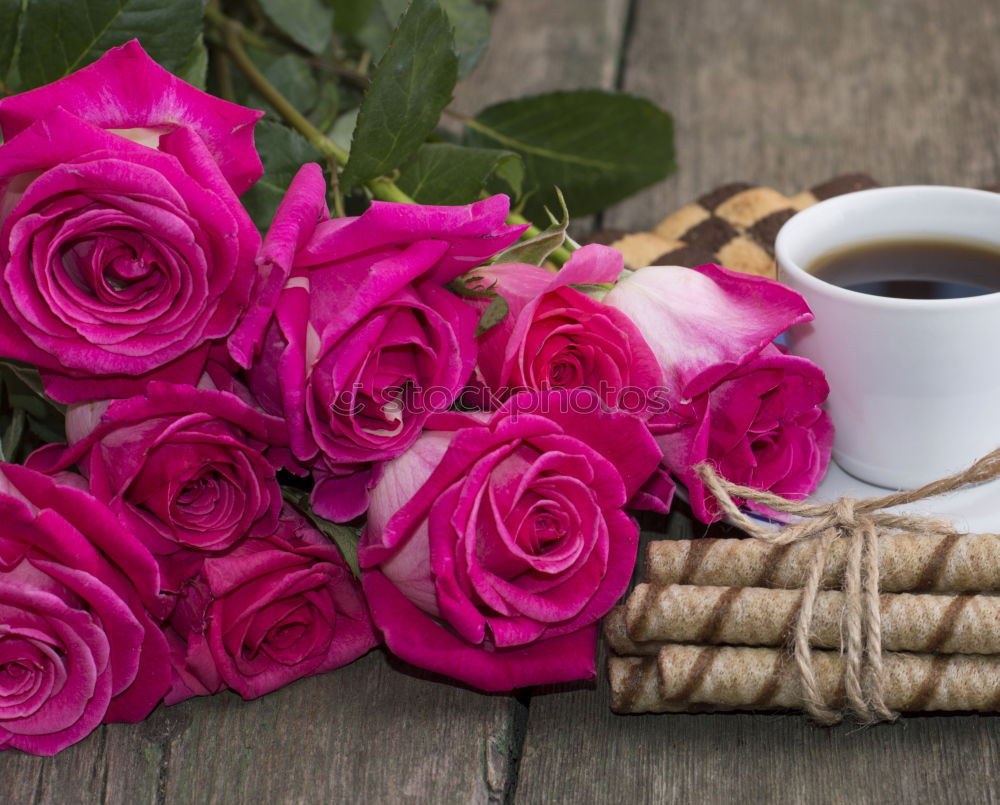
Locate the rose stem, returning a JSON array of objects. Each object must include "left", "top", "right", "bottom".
[{"left": 209, "top": 18, "right": 344, "bottom": 220}]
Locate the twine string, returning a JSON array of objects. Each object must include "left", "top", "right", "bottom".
[{"left": 694, "top": 445, "right": 1000, "bottom": 723}]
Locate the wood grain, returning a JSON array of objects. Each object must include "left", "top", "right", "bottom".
[
  {"left": 606, "top": 0, "right": 1000, "bottom": 231},
  {"left": 450, "top": 0, "right": 630, "bottom": 117},
  {"left": 518, "top": 684, "right": 1000, "bottom": 804},
  {"left": 2, "top": 651, "right": 526, "bottom": 805},
  {"left": 157, "top": 652, "right": 525, "bottom": 804}
]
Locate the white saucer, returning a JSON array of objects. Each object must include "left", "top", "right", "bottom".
[{"left": 750, "top": 460, "right": 1000, "bottom": 534}]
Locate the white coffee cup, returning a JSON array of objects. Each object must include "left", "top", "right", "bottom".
[{"left": 775, "top": 185, "right": 1000, "bottom": 489}]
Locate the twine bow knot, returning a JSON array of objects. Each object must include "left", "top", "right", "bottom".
[{"left": 695, "top": 446, "right": 1000, "bottom": 724}]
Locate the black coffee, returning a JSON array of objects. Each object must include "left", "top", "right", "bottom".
[{"left": 807, "top": 238, "right": 1000, "bottom": 299}]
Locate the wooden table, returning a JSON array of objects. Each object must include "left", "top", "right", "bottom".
[{"left": 6, "top": 0, "right": 1000, "bottom": 801}]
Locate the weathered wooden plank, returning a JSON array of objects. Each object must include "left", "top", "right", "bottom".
[
  {"left": 1, "top": 651, "right": 525, "bottom": 805},
  {"left": 606, "top": 0, "right": 1000, "bottom": 231},
  {"left": 160, "top": 651, "right": 525, "bottom": 804},
  {"left": 518, "top": 684, "right": 1000, "bottom": 804},
  {"left": 1, "top": 709, "right": 170, "bottom": 805}
]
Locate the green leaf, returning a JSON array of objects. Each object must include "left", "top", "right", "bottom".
[
  {"left": 474, "top": 295, "right": 508, "bottom": 336},
  {"left": 447, "top": 274, "right": 510, "bottom": 335},
  {"left": 463, "top": 89, "right": 676, "bottom": 220},
  {"left": 175, "top": 32, "right": 208, "bottom": 89},
  {"left": 341, "top": 0, "right": 458, "bottom": 191},
  {"left": 311, "top": 518, "right": 362, "bottom": 579},
  {"left": 331, "top": 0, "right": 379, "bottom": 36},
  {"left": 379, "top": 0, "right": 409, "bottom": 24},
  {"left": 492, "top": 187, "right": 569, "bottom": 266},
  {"left": 18, "top": 0, "right": 205, "bottom": 89},
  {"left": 228, "top": 48, "right": 319, "bottom": 122},
  {"left": 361, "top": 0, "right": 487, "bottom": 78},
  {"left": 438, "top": 0, "right": 490, "bottom": 78},
  {"left": 281, "top": 487, "right": 362, "bottom": 578},
  {"left": 0, "top": 361, "right": 67, "bottom": 462},
  {"left": 490, "top": 147, "right": 524, "bottom": 200},
  {"left": 396, "top": 143, "right": 522, "bottom": 205},
  {"left": 26, "top": 414, "right": 65, "bottom": 447},
  {"left": 0, "top": 360, "right": 67, "bottom": 416},
  {"left": 309, "top": 79, "right": 341, "bottom": 133},
  {"left": 0, "top": 0, "right": 21, "bottom": 82},
  {"left": 1, "top": 407, "right": 25, "bottom": 464},
  {"left": 352, "top": 4, "right": 393, "bottom": 61},
  {"left": 258, "top": 0, "right": 332, "bottom": 55},
  {"left": 241, "top": 121, "right": 322, "bottom": 231},
  {"left": 261, "top": 53, "right": 318, "bottom": 116},
  {"left": 329, "top": 107, "right": 359, "bottom": 152}
]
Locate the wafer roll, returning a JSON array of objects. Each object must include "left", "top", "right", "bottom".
[
  {"left": 610, "top": 657, "right": 681, "bottom": 712},
  {"left": 625, "top": 583, "right": 1000, "bottom": 654},
  {"left": 604, "top": 606, "right": 649, "bottom": 655},
  {"left": 645, "top": 533, "right": 1000, "bottom": 593},
  {"left": 609, "top": 645, "right": 1000, "bottom": 714}
]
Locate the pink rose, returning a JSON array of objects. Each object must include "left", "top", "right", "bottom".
[
  {"left": 28, "top": 382, "right": 287, "bottom": 576},
  {"left": 605, "top": 263, "right": 833, "bottom": 521},
  {"left": 246, "top": 164, "right": 525, "bottom": 521},
  {"left": 0, "top": 41, "right": 262, "bottom": 194},
  {"left": 472, "top": 244, "right": 664, "bottom": 413},
  {"left": 165, "top": 505, "right": 376, "bottom": 702},
  {"left": 359, "top": 390, "right": 662, "bottom": 691},
  {"left": 0, "top": 42, "right": 262, "bottom": 403},
  {"left": 0, "top": 464, "right": 170, "bottom": 755}
]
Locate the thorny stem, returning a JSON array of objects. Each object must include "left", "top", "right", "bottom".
[
  {"left": 328, "top": 158, "right": 347, "bottom": 218},
  {"left": 205, "top": 4, "right": 274, "bottom": 52},
  {"left": 214, "top": 50, "right": 237, "bottom": 103}
]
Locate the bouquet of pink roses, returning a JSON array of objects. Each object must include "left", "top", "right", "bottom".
[{"left": 0, "top": 2, "right": 832, "bottom": 756}]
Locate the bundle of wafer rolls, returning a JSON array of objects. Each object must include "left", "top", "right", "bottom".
[
  {"left": 607, "top": 531, "right": 1000, "bottom": 716},
  {"left": 600, "top": 177, "right": 1000, "bottom": 720}
]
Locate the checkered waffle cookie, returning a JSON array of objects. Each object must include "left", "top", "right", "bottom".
[{"left": 592, "top": 173, "right": 881, "bottom": 278}]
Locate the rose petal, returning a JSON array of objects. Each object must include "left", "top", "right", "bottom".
[
  {"left": 0, "top": 40, "right": 263, "bottom": 194},
  {"left": 362, "top": 569, "right": 597, "bottom": 691},
  {"left": 605, "top": 262, "right": 813, "bottom": 398}
]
